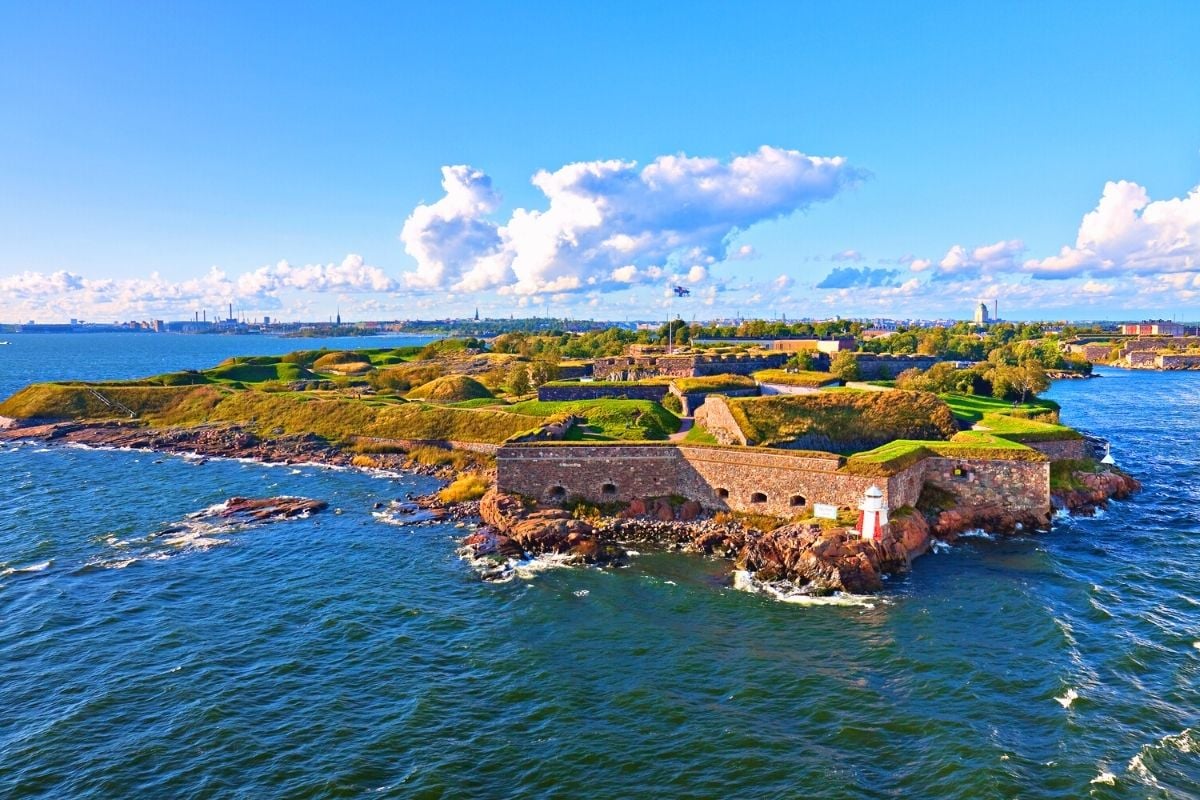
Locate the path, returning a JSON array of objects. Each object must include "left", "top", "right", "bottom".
[{"left": 669, "top": 417, "right": 694, "bottom": 442}]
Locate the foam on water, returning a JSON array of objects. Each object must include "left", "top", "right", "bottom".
[
  {"left": 730, "top": 570, "right": 877, "bottom": 607},
  {"left": 1055, "top": 687, "right": 1079, "bottom": 708}
]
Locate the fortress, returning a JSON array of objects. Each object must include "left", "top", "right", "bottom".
[{"left": 495, "top": 441, "right": 1056, "bottom": 521}]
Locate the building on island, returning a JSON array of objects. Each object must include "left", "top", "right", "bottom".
[{"left": 1120, "top": 321, "right": 1185, "bottom": 336}]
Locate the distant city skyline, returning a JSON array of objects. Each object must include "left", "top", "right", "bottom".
[{"left": 2, "top": 2, "right": 1198, "bottom": 323}]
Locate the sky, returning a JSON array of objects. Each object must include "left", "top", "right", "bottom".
[{"left": 2, "top": 1, "right": 1199, "bottom": 324}]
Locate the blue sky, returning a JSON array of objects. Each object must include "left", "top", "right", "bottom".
[{"left": 2, "top": 1, "right": 1199, "bottom": 323}]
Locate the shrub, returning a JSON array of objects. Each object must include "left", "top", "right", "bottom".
[
  {"left": 438, "top": 473, "right": 490, "bottom": 503},
  {"left": 662, "top": 393, "right": 683, "bottom": 414}
]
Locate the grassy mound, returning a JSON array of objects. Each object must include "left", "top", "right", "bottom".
[
  {"left": 506, "top": 399, "right": 680, "bottom": 440},
  {"left": 842, "top": 434, "right": 1046, "bottom": 477},
  {"left": 752, "top": 369, "right": 841, "bottom": 388},
  {"left": 939, "top": 393, "right": 1061, "bottom": 423},
  {"left": 406, "top": 375, "right": 494, "bottom": 403},
  {"left": 971, "top": 412, "right": 1082, "bottom": 442},
  {"left": 0, "top": 383, "right": 222, "bottom": 420},
  {"left": 728, "top": 390, "right": 959, "bottom": 450},
  {"left": 672, "top": 374, "right": 757, "bottom": 393},
  {"left": 206, "top": 361, "right": 315, "bottom": 384}
]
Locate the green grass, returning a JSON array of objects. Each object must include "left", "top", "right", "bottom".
[
  {"left": 1050, "top": 458, "right": 1102, "bottom": 491},
  {"left": 682, "top": 424, "right": 719, "bottom": 444},
  {"left": 671, "top": 374, "right": 757, "bottom": 393},
  {"left": 972, "top": 412, "right": 1082, "bottom": 442},
  {"left": 752, "top": 369, "right": 840, "bottom": 388},
  {"left": 505, "top": 398, "right": 681, "bottom": 440},
  {"left": 406, "top": 375, "right": 494, "bottom": 403},
  {"left": 842, "top": 434, "right": 1046, "bottom": 476},
  {"left": 727, "top": 390, "right": 959, "bottom": 449},
  {"left": 939, "top": 392, "right": 1061, "bottom": 423},
  {"left": 205, "top": 361, "right": 316, "bottom": 384}
]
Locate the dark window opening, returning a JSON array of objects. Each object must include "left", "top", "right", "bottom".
[
  {"left": 790, "top": 495, "right": 807, "bottom": 507},
  {"left": 750, "top": 492, "right": 767, "bottom": 504},
  {"left": 601, "top": 483, "right": 617, "bottom": 495},
  {"left": 716, "top": 487, "right": 730, "bottom": 499},
  {"left": 549, "top": 486, "right": 567, "bottom": 498}
]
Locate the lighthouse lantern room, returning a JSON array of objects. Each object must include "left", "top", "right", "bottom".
[{"left": 856, "top": 486, "right": 888, "bottom": 541}]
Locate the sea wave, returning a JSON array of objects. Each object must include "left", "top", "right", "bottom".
[{"left": 730, "top": 570, "right": 878, "bottom": 607}]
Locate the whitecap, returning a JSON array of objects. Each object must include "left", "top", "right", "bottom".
[
  {"left": 1055, "top": 688, "right": 1079, "bottom": 708},
  {"left": 957, "top": 528, "right": 996, "bottom": 541},
  {"left": 930, "top": 539, "right": 952, "bottom": 554},
  {"left": 9, "top": 559, "right": 52, "bottom": 574},
  {"left": 573, "top": 589, "right": 589, "bottom": 597},
  {"left": 731, "top": 570, "right": 877, "bottom": 607},
  {"left": 1090, "top": 771, "right": 1117, "bottom": 786}
]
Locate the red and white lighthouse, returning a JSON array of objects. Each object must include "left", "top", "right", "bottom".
[{"left": 856, "top": 486, "right": 888, "bottom": 541}]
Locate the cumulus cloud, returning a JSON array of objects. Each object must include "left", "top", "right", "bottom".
[
  {"left": 1025, "top": 180, "right": 1200, "bottom": 279},
  {"left": 816, "top": 266, "right": 901, "bottom": 289},
  {"left": 831, "top": 248, "right": 864, "bottom": 262},
  {"left": 398, "top": 145, "right": 862, "bottom": 295},
  {"left": 911, "top": 239, "right": 1025, "bottom": 280}
]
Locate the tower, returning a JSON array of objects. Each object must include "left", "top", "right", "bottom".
[
  {"left": 856, "top": 486, "right": 888, "bottom": 541},
  {"left": 973, "top": 302, "right": 990, "bottom": 325},
  {"left": 336, "top": 308, "right": 341, "bottom": 327},
  {"left": 474, "top": 306, "right": 479, "bottom": 321}
]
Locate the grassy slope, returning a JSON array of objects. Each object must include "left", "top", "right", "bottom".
[
  {"left": 672, "top": 374, "right": 757, "bottom": 393},
  {"left": 752, "top": 369, "right": 840, "bottom": 388},
  {"left": 728, "top": 390, "right": 959, "bottom": 448},
  {"left": 939, "top": 392, "right": 1061, "bottom": 423},
  {"left": 506, "top": 398, "right": 680, "bottom": 440}
]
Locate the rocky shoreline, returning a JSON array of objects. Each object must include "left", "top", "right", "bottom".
[
  {"left": 464, "top": 461, "right": 1140, "bottom": 594},
  {"left": 2, "top": 418, "right": 1141, "bottom": 597},
  {"left": 0, "top": 420, "right": 461, "bottom": 480}
]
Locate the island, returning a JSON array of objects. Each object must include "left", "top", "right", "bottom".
[{"left": 0, "top": 333, "right": 1138, "bottom": 597}]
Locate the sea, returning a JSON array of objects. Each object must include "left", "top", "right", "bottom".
[{"left": 1, "top": 333, "right": 1198, "bottom": 799}]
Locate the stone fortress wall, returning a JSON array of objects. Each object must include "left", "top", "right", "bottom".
[
  {"left": 592, "top": 352, "right": 788, "bottom": 381},
  {"left": 496, "top": 442, "right": 1051, "bottom": 520}
]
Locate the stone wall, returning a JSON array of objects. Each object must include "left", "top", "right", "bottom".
[
  {"left": 1027, "top": 438, "right": 1089, "bottom": 460},
  {"left": 852, "top": 354, "right": 940, "bottom": 379},
  {"left": 921, "top": 457, "right": 1050, "bottom": 513},
  {"left": 1126, "top": 351, "right": 1158, "bottom": 368},
  {"left": 694, "top": 396, "right": 747, "bottom": 445},
  {"left": 1156, "top": 353, "right": 1200, "bottom": 369},
  {"left": 495, "top": 442, "right": 1051, "bottom": 520},
  {"left": 593, "top": 352, "right": 787, "bottom": 381},
  {"left": 495, "top": 443, "right": 913, "bottom": 518},
  {"left": 537, "top": 383, "right": 668, "bottom": 403},
  {"left": 672, "top": 386, "right": 759, "bottom": 416}
]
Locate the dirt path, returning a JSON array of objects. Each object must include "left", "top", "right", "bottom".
[{"left": 669, "top": 417, "right": 694, "bottom": 442}]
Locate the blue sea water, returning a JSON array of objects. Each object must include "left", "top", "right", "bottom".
[{"left": 1, "top": 335, "right": 1199, "bottom": 798}]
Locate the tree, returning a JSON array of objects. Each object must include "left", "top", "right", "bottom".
[
  {"left": 1014, "top": 360, "right": 1049, "bottom": 402},
  {"left": 507, "top": 363, "right": 531, "bottom": 395},
  {"left": 829, "top": 351, "right": 860, "bottom": 382},
  {"left": 786, "top": 350, "right": 815, "bottom": 371},
  {"left": 529, "top": 359, "right": 558, "bottom": 387}
]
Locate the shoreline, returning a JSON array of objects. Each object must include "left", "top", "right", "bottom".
[{"left": 2, "top": 418, "right": 1141, "bottom": 598}]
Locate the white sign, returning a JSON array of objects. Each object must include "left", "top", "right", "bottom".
[{"left": 813, "top": 503, "right": 839, "bottom": 520}]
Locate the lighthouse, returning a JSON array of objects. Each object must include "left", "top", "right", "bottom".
[{"left": 856, "top": 486, "right": 888, "bottom": 541}]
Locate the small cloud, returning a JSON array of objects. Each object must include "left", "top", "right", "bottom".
[
  {"left": 831, "top": 248, "right": 864, "bottom": 262},
  {"left": 816, "top": 266, "right": 901, "bottom": 289}
]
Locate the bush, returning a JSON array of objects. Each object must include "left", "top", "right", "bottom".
[
  {"left": 438, "top": 473, "right": 490, "bottom": 503},
  {"left": 662, "top": 393, "right": 683, "bottom": 414}
]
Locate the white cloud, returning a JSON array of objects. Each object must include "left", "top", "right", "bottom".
[
  {"left": 398, "top": 145, "right": 862, "bottom": 295},
  {"left": 1025, "top": 180, "right": 1200, "bottom": 279},
  {"left": 831, "top": 248, "right": 864, "bottom": 262},
  {"left": 0, "top": 254, "right": 396, "bottom": 321}
]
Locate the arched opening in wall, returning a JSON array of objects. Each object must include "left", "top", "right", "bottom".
[
  {"left": 790, "top": 495, "right": 807, "bottom": 508},
  {"left": 549, "top": 486, "right": 567, "bottom": 499},
  {"left": 750, "top": 492, "right": 767, "bottom": 504},
  {"left": 716, "top": 488, "right": 730, "bottom": 500},
  {"left": 601, "top": 483, "right": 617, "bottom": 496}
]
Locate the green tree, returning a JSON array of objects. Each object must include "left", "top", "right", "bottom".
[
  {"left": 507, "top": 363, "right": 532, "bottom": 395},
  {"left": 829, "top": 351, "right": 860, "bottom": 381}
]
